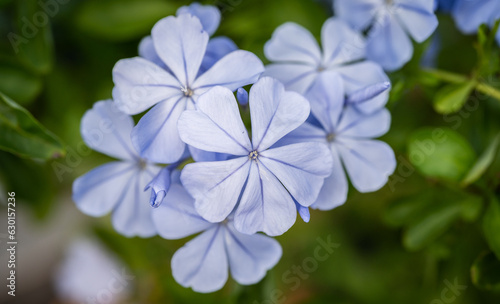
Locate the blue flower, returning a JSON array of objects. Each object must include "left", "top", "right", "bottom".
[
  {"left": 176, "top": 2, "right": 221, "bottom": 36},
  {"left": 152, "top": 174, "right": 282, "bottom": 293},
  {"left": 278, "top": 72, "right": 396, "bottom": 210},
  {"left": 436, "top": 0, "right": 456, "bottom": 12},
  {"left": 451, "top": 0, "right": 500, "bottom": 45},
  {"left": 264, "top": 17, "right": 390, "bottom": 114},
  {"left": 177, "top": 77, "right": 333, "bottom": 236},
  {"left": 113, "top": 14, "right": 264, "bottom": 164},
  {"left": 72, "top": 100, "right": 161, "bottom": 237},
  {"left": 334, "top": 0, "right": 438, "bottom": 71}
]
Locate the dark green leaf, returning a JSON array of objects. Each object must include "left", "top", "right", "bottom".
[
  {"left": 471, "top": 252, "right": 500, "bottom": 291},
  {"left": 75, "top": 0, "right": 176, "bottom": 41},
  {"left": 462, "top": 134, "right": 500, "bottom": 186},
  {"left": 0, "top": 92, "right": 65, "bottom": 160},
  {"left": 483, "top": 197, "right": 500, "bottom": 259},
  {"left": 408, "top": 128, "right": 476, "bottom": 182},
  {"left": 0, "top": 63, "right": 42, "bottom": 105},
  {"left": 433, "top": 81, "right": 476, "bottom": 114}
]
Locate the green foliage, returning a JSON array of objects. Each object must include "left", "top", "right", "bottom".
[
  {"left": 471, "top": 252, "right": 500, "bottom": 291},
  {"left": 0, "top": 92, "right": 65, "bottom": 160},
  {"left": 483, "top": 197, "right": 500, "bottom": 260},
  {"left": 433, "top": 81, "right": 476, "bottom": 114},
  {"left": 462, "top": 134, "right": 500, "bottom": 186}
]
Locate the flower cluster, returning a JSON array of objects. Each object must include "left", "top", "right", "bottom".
[{"left": 73, "top": 2, "right": 398, "bottom": 293}]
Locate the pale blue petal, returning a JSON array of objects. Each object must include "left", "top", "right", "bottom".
[
  {"left": 200, "top": 37, "right": 238, "bottom": 74},
  {"left": 178, "top": 87, "right": 252, "bottom": 155},
  {"left": 111, "top": 165, "right": 160, "bottom": 237},
  {"left": 138, "top": 36, "right": 166, "bottom": 70},
  {"left": 177, "top": 3, "right": 221, "bottom": 36},
  {"left": 145, "top": 165, "right": 173, "bottom": 208},
  {"left": 273, "top": 122, "right": 327, "bottom": 148},
  {"left": 72, "top": 162, "right": 135, "bottom": 217},
  {"left": 395, "top": 3, "right": 438, "bottom": 42},
  {"left": 264, "top": 22, "right": 322, "bottom": 65},
  {"left": 452, "top": 0, "right": 497, "bottom": 33},
  {"left": 306, "top": 71, "right": 345, "bottom": 133},
  {"left": 333, "top": 0, "right": 379, "bottom": 30},
  {"left": 335, "top": 138, "right": 396, "bottom": 192},
  {"left": 171, "top": 226, "right": 228, "bottom": 293},
  {"left": 188, "top": 146, "right": 231, "bottom": 162},
  {"left": 321, "top": 18, "right": 366, "bottom": 67},
  {"left": 152, "top": 184, "right": 214, "bottom": 239},
  {"left": 131, "top": 97, "right": 188, "bottom": 163},
  {"left": 397, "top": 0, "right": 436, "bottom": 12},
  {"left": 336, "top": 61, "right": 390, "bottom": 113},
  {"left": 262, "top": 63, "right": 317, "bottom": 95},
  {"left": 366, "top": 14, "right": 413, "bottom": 71},
  {"left": 112, "top": 57, "right": 182, "bottom": 114},
  {"left": 234, "top": 162, "right": 296, "bottom": 236},
  {"left": 259, "top": 142, "right": 333, "bottom": 207},
  {"left": 193, "top": 50, "right": 264, "bottom": 92},
  {"left": 181, "top": 157, "right": 251, "bottom": 223},
  {"left": 250, "top": 77, "right": 310, "bottom": 151},
  {"left": 295, "top": 201, "right": 310, "bottom": 222},
  {"left": 311, "top": 147, "right": 348, "bottom": 210},
  {"left": 237, "top": 88, "right": 249, "bottom": 106},
  {"left": 225, "top": 223, "right": 282, "bottom": 285},
  {"left": 81, "top": 100, "right": 137, "bottom": 161},
  {"left": 346, "top": 82, "right": 391, "bottom": 106},
  {"left": 152, "top": 14, "right": 208, "bottom": 86},
  {"left": 336, "top": 107, "right": 391, "bottom": 139}
]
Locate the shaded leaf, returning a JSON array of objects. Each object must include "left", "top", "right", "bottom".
[
  {"left": 483, "top": 197, "right": 500, "bottom": 260},
  {"left": 471, "top": 251, "right": 500, "bottom": 291},
  {"left": 433, "top": 81, "right": 476, "bottom": 114},
  {"left": 462, "top": 134, "right": 500, "bottom": 186},
  {"left": 0, "top": 63, "right": 42, "bottom": 105},
  {"left": 0, "top": 92, "right": 65, "bottom": 160}
]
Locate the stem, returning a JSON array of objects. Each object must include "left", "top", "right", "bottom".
[{"left": 422, "top": 68, "right": 500, "bottom": 102}]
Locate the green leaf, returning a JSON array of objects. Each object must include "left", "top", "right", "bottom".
[
  {"left": 403, "top": 202, "right": 463, "bottom": 251},
  {"left": 471, "top": 252, "right": 500, "bottom": 291},
  {"left": 0, "top": 92, "right": 65, "bottom": 160},
  {"left": 0, "top": 63, "right": 42, "bottom": 105},
  {"left": 408, "top": 128, "right": 476, "bottom": 182},
  {"left": 75, "top": 0, "right": 176, "bottom": 41},
  {"left": 383, "top": 191, "right": 434, "bottom": 227},
  {"left": 462, "top": 134, "right": 500, "bottom": 186},
  {"left": 433, "top": 81, "right": 476, "bottom": 114},
  {"left": 483, "top": 197, "right": 500, "bottom": 260},
  {"left": 15, "top": 0, "right": 54, "bottom": 74}
]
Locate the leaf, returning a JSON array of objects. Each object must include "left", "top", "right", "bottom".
[
  {"left": 471, "top": 252, "right": 500, "bottom": 291},
  {"left": 408, "top": 128, "right": 476, "bottom": 182},
  {"left": 0, "top": 62, "right": 42, "bottom": 105},
  {"left": 462, "top": 134, "right": 500, "bottom": 186},
  {"left": 75, "top": 0, "right": 176, "bottom": 41},
  {"left": 0, "top": 92, "right": 65, "bottom": 160},
  {"left": 15, "top": 0, "right": 54, "bottom": 74},
  {"left": 383, "top": 191, "right": 434, "bottom": 227},
  {"left": 483, "top": 197, "right": 500, "bottom": 260},
  {"left": 433, "top": 81, "right": 476, "bottom": 114}
]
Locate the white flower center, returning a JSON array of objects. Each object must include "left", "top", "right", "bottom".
[
  {"left": 181, "top": 86, "right": 194, "bottom": 97},
  {"left": 249, "top": 150, "right": 259, "bottom": 160},
  {"left": 326, "top": 133, "right": 336, "bottom": 142}
]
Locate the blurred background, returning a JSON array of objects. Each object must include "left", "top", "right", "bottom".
[{"left": 1, "top": 0, "right": 500, "bottom": 303}]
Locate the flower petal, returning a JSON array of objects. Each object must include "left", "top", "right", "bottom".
[
  {"left": 452, "top": 0, "right": 497, "bottom": 33},
  {"left": 234, "top": 162, "right": 296, "bottom": 236},
  {"left": 306, "top": 71, "right": 345, "bottom": 133},
  {"left": 112, "top": 57, "right": 182, "bottom": 114},
  {"left": 365, "top": 14, "right": 413, "bottom": 71},
  {"left": 333, "top": 0, "right": 379, "bottom": 30},
  {"left": 225, "top": 223, "right": 282, "bottom": 285},
  {"left": 171, "top": 226, "right": 228, "bottom": 293},
  {"left": 336, "top": 107, "right": 391, "bottom": 139},
  {"left": 262, "top": 63, "right": 318, "bottom": 95},
  {"left": 72, "top": 162, "right": 135, "bottom": 217},
  {"left": 152, "top": 14, "right": 209, "bottom": 86},
  {"left": 81, "top": 100, "right": 137, "bottom": 161},
  {"left": 177, "top": 3, "right": 221, "bottom": 36},
  {"left": 193, "top": 50, "right": 264, "bottom": 92},
  {"left": 336, "top": 61, "right": 390, "bottom": 113},
  {"left": 250, "top": 77, "right": 311, "bottom": 151},
  {"left": 153, "top": 183, "right": 214, "bottom": 239},
  {"left": 264, "top": 22, "right": 322, "bottom": 65},
  {"left": 138, "top": 36, "right": 166, "bottom": 70},
  {"left": 111, "top": 166, "right": 160, "bottom": 237},
  {"left": 321, "top": 17, "right": 366, "bottom": 67},
  {"left": 335, "top": 138, "right": 396, "bottom": 192},
  {"left": 200, "top": 36, "right": 238, "bottom": 74},
  {"left": 131, "top": 97, "right": 188, "bottom": 163},
  {"left": 395, "top": 3, "right": 438, "bottom": 42},
  {"left": 178, "top": 86, "right": 252, "bottom": 155},
  {"left": 259, "top": 142, "right": 333, "bottom": 207},
  {"left": 181, "top": 157, "right": 251, "bottom": 222},
  {"left": 311, "top": 147, "right": 348, "bottom": 210}
]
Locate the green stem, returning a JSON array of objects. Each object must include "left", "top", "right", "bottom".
[{"left": 422, "top": 68, "right": 500, "bottom": 102}]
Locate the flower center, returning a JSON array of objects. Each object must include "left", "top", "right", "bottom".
[
  {"left": 138, "top": 159, "right": 148, "bottom": 170},
  {"left": 385, "top": 0, "right": 393, "bottom": 5},
  {"left": 317, "top": 65, "right": 326, "bottom": 72},
  {"left": 181, "top": 86, "right": 194, "bottom": 97},
  {"left": 249, "top": 150, "right": 259, "bottom": 160},
  {"left": 326, "top": 133, "right": 336, "bottom": 142}
]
